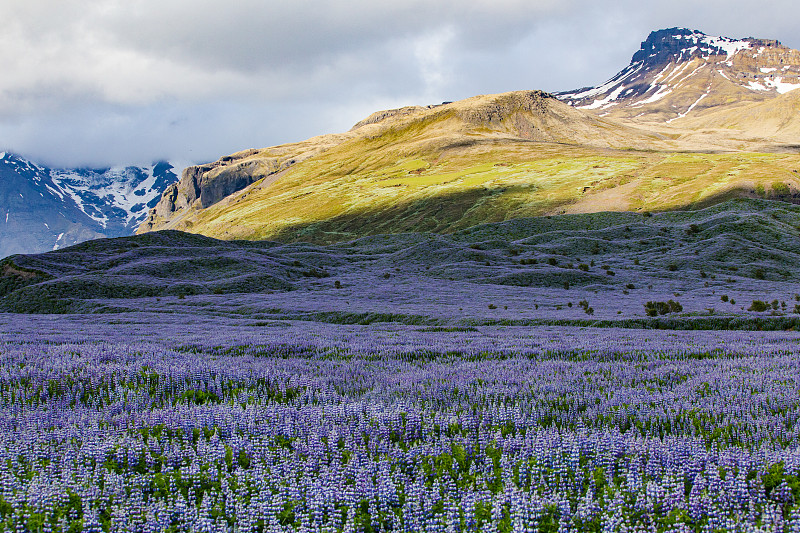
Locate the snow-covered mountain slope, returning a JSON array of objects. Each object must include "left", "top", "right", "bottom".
[
  {"left": 558, "top": 28, "right": 800, "bottom": 122},
  {"left": 50, "top": 162, "right": 177, "bottom": 234},
  {"left": 0, "top": 153, "right": 177, "bottom": 258}
]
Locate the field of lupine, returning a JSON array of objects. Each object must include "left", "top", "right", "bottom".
[
  {"left": 1, "top": 312, "right": 800, "bottom": 533},
  {"left": 2, "top": 200, "right": 800, "bottom": 531}
]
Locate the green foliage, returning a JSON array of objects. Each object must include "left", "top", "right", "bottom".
[
  {"left": 644, "top": 300, "right": 683, "bottom": 317},
  {"left": 772, "top": 182, "right": 791, "bottom": 197},
  {"left": 762, "top": 462, "right": 800, "bottom": 501},
  {"left": 0, "top": 259, "right": 53, "bottom": 298},
  {"left": 180, "top": 389, "right": 221, "bottom": 405},
  {"left": 749, "top": 300, "right": 769, "bottom": 312}
]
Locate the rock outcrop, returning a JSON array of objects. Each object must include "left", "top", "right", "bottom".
[{"left": 138, "top": 134, "right": 353, "bottom": 234}]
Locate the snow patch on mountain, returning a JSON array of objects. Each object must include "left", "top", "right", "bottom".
[
  {"left": 557, "top": 28, "right": 800, "bottom": 120},
  {"left": 0, "top": 153, "right": 179, "bottom": 257},
  {"left": 50, "top": 163, "right": 178, "bottom": 231}
]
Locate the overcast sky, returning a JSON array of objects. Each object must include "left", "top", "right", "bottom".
[{"left": 2, "top": 0, "right": 799, "bottom": 169}]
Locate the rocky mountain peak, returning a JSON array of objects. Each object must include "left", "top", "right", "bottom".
[
  {"left": 630, "top": 28, "right": 778, "bottom": 69},
  {"left": 558, "top": 28, "right": 800, "bottom": 122}
]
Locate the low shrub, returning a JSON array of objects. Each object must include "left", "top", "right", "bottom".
[{"left": 644, "top": 300, "right": 683, "bottom": 317}]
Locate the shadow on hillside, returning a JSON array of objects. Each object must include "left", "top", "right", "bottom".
[{"left": 264, "top": 184, "right": 798, "bottom": 245}]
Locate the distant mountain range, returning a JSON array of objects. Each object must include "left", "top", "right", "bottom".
[
  {"left": 137, "top": 28, "right": 800, "bottom": 244},
  {"left": 0, "top": 153, "right": 176, "bottom": 258}
]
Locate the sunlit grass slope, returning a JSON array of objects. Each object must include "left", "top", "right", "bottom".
[
  {"left": 140, "top": 91, "right": 800, "bottom": 244},
  {"left": 179, "top": 144, "right": 800, "bottom": 244}
]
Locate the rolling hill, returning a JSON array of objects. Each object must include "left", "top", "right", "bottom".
[{"left": 8, "top": 199, "right": 800, "bottom": 328}]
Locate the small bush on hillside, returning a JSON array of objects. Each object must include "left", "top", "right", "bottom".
[
  {"left": 749, "top": 300, "right": 769, "bottom": 312},
  {"left": 644, "top": 300, "right": 683, "bottom": 317},
  {"left": 772, "top": 182, "right": 791, "bottom": 197}
]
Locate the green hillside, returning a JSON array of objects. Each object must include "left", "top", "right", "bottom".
[{"left": 138, "top": 92, "right": 800, "bottom": 244}]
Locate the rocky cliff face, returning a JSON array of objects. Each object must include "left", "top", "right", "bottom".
[
  {"left": 137, "top": 135, "right": 352, "bottom": 234},
  {"left": 559, "top": 28, "right": 800, "bottom": 122}
]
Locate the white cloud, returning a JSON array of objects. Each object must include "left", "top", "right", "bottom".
[
  {"left": 413, "top": 27, "right": 456, "bottom": 99},
  {"left": 1, "top": 0, "right": 799, "bottom": 167}
]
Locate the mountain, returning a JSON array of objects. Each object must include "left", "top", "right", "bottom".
[
  {"left": 138, "top": 89, "right": 800, "bottom": 243},
  {"left": 138, "top": 90, "right": 694, "bottom": 240},
  {"left": 0, "top": 153, "right": 177, "bottom": 258},
  {"left": 136, "top": 28, "right": 800, "bottom": 244},
  {"left": 558, "top": 28, "right": 800, "bottom": 123}
]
